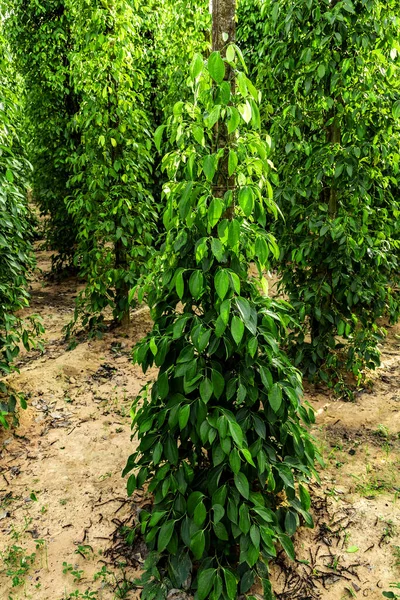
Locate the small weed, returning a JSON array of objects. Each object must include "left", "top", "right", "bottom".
[
  {"left": 75, "top": 545, "right": 93, "bottom": 560},
  {"left": 380, "top": 519, "right": 397, "bottom": 544},
  {"left": 93, "top": 565, "right": 109, "bottom": 583},
  {"left": 327, "top": 555, "right": 340, "bottom": 571},
  {"left": 60, "top": 498, "right": 69, "bottom": 506},
  {"left": 393, "top": 546, "right": 400, "bottom": 569},
  {"left": 10, "top": 516, "right": 32, "bottom": 541},
  {"left": 0, "top": 492, "right": 18, "bottom": 511},
  {"left": 66, "top": 591, "right": 98, "bottom": 599},
  {"left": 383, "top": 582, "right": 400, "bottom": 599},
  {"left": 353, "top": 465, "right": 395, "bottom": 497},
  {"left": 62, "top": 562, "right": 84, "bottom": 582},
  {"left": 0, "top": 544, "right": 37, "bottom": 588},
  {"left": 374, "top": 424, "right": 390, "bottom": 439},
  {"left": 325, "top": 487, "right": 341, "bottom": 501}
]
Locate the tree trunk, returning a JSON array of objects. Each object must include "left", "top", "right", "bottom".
[
  {"left": 211, "top": 0, "right": 236, "bottom": 52},
  {"left": 211, "top": 0, "right": 236, "bottom": 219}
]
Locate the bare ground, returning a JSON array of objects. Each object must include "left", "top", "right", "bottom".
[{"left": 0, "top": 250, "right": 399, "bottom": 600}]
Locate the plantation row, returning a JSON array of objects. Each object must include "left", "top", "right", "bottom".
[{"left": 1, "top": 0, "right": 400, "bottom": 598}]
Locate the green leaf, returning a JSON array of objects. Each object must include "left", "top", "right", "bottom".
[
  {"left": 175, "top": 270, "right": 184, "bottom": 299},
  {"left": 193, "top": 126, "right": 205, "bottom": 146},
  {"left": 188, "top": 491, "right": 204, "bottom": 514},
  {"left": 231, "top": 316, "right": 244, "bottom": 345},
  {"left": 240, "top": 571, "right": 255, "bottom": 595},
  {"left": 346, "top": 546, "right": 359, "bottom": 553},
  {"left": 215, "top": 270, "right": 230, "bottom": 300},
  {"left": 5, "top": 169, "right": 14, "bottom": 183},
  {"left": 228, "top": 150, "right": 238, "bottom": 176},
  {"left": 238, "top": 186, "right": 254, "bottom": 217},
  {"left": 237, "top": 71, "right": 248, "bottom": 96},
  {"left": 220, "top": 299, "right": 231, "bottom": 324},
  {"left": 299, "top": 484, "right": 311, "bottom": 510},
  {"left": 279, "top": 534, "right": 295, "bottom": 560},
  {"left": 250, "top": 98, "right": 261, "bottom": 129},
  {"left": 393, "top": 100, "right": 400, "bottom": 119},
  {"left": 255, "top": 236, "right": 269, "bottom": 266},
  {"left": 198, "top": 569, "right": 217, "bottom": 600},
  {"left": 158, "top": 520, "right": 175, "bottom": 552},
  {"left": 269, "top": 383, "right": 282, "bottom": 412},
  {"left": 211, "top": 238, "right": 224, "bottom": 261},
  {"left": 190, "top": 53, "right": 203, "bottom": 80},
  {"left": 214, "top": 522, "right": 229, "bottom": 540},
  {"left": 149, "top": 511, "right": 167, "bottom": 527},
  {"left": 226, "top": 44, "right": 235, "bottom": 63},
  {"left": 238, "top": 101, "right": 252, "bottom": 124},
  {"left": 194, "top": 501, "right": 207, "bottom": 526},
  {"left": 227, "top": 220, "right": 240, "bottom": 248},
  {"left": 285, "top": 511, "right": 297, "bottom": 536},
  {"left": 158, "top": 372, "right": 169, "bottom": 400},
  {"left": 189, "top": 270, "right": 204, "bottom": 300},
  {"left": 127, "top": 474, "right": 136, "bottom": 496},
  {"left": 200, "top": 377, "right": 213, "bottom": 403},
  {"left": 153, "top": 442, "right": 163, "bottom": 464},
  {"left": 190, "top": 529, "right": 205, "bottom": 559},
  {"left": 234, "top": 472, "right": 249, "bottom": 499},
  {"left": 223, "top": 568, "right": 237, "bottom": 600},
  {"left": 208, "top": 51, "right": 225, "bottom": 83},
  {"left": 154, "top": 125, "right": 166, "bottom": 152},
  {"left": 229, "top": 448, "right": 241, "bottom": 474},
  {"left": 228, "top": 421, "right": 244, "bottom": 447},
  {"left": 239, "top": 504, "right": 251, "bottom": 534},
  {"left": 204, "top": 105, "right": 221, "bottom": 129},
  {"left": 317, "top": 64, "right": 326, "bottom": 79},
  {"left": 212, "top": 370, "right": 225, "bottom": 399},
  {"left": 241, "top": 448, "right": 255, "bottom": 467},
  {"left": 250, "top": 524, "right": 260, "bottom": 549},
  {"left": 213, "top": 504, "right": 225, "bottom": 524},
  {"left": 208, "top": 198, "right": 224, "bottom": 228},
  {"left": 203, "top": 155, "right": 217, "bottom": 182},
  {"left": 227, "top": 107, "right": 240, "bottom": 134},
  {"left": 229, "top": 271, "right": 241, "bottom": 295},
  {"left": 179, "top": 405, "right": 190, "bottom": 429}
]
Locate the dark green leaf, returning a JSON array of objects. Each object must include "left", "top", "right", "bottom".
[
  {"left": 269, "top": 383, "right": 282, "bottom": 412},
  {"left": 234, "top": 472, "right": 249, "bottom": 499},
  {"left": 208, "top": 51, "right": 225, "bottom": 83},
  {"left": 158, "top": 520, "right": 175, "bottom": 552}
]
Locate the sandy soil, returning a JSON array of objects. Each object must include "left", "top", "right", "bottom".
[{"left": 0, "top": 249, "right": 399, "bottom": 600}]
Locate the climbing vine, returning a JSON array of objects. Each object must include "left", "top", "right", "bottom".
[
  {"left": 238, "top": 0, "right": 400, "bottom": 394},
  {"left": 124, "top": 45, "right": 317, "bottom": 599},
  {"left": 0, "top": 30, "right": 43, "bottom": 427},
  {"left": 66, "top": 0, "right": 157, "bottom": 328},
  {"left": 5, "top": 0, "right": 79, "bottom": 267}
]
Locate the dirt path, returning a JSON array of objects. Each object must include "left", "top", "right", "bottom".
[{"left": 0, "top": 250, "right": 399, "bottom": 600}]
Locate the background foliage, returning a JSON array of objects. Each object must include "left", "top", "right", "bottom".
[
  {"left": 5, "top": 0, "right": 79, "bottom": 267},
  {"left": 238, "top": 0, "right": 400, "bottom": 393},
  {"left": 66, "top": 0, "right": 157, "bottom": 328},
  {"left": 0, "top": 28, "right": 43, "bottom": 427}
]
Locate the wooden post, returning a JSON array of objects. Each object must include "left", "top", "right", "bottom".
[
  {"left": 211, "top": 0, "right": 236, "bottom": 52},
  {"left": 210, "top": 0, "right": 236, "bottom": 219}
]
